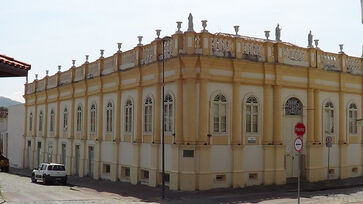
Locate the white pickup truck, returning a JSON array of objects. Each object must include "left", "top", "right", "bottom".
[{"left": 31, "top": 163, "right": 67, "bottom": 185}]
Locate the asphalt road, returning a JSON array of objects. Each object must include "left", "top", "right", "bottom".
[{"left": 1, "top": 171, "right": 363, "bottom": 204}]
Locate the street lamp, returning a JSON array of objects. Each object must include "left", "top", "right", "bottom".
[{"left": 161, "top": 36, "right": 171, "bottom": 200}]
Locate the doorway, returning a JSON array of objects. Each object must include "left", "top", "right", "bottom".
[
  {"left": 283, "top": 97, "right": 303, "bottom": 178},
  {"left": 75, "top": 145, "right": 80, "bottom": 176},
  {"left": 88, "top": 146, "right": 94, "bottom": 177}
]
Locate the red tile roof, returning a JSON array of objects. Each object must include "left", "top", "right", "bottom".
[{"left": 0, "top": 54, "right": 31, "bottom": 70}]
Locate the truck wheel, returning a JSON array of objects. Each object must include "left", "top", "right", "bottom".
[
  {"left": 31, "top": 174, "right": 37, "bottom": 183},
  {"left": 42, "top": 175, "right": 48, "bottom": 185},
  {"left": 62, "top": 177, "right": 67, "bottom": 185}
]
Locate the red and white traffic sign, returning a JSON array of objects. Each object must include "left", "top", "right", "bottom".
[
  {"left": 294, "top": 137, "right": 303, "bottom": 152},
  {"left": 295, "top": 123, "right": 306, "bottom": 137}
]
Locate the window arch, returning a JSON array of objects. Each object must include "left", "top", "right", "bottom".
[
  {"left": 29, "top": 112, "right": 33, "bottom": 131},
  {"left": 76, "top": 105, "right": 83, "bottom": 132},
  {"left": 212, "top": 93, "right": 227, "bottom": 133},
  {"left": 90, "top": 103, "right": 97, "bottom": 133},
  {"left": 106, "top": 102, "right": 113, "bottom": 132},
  {"left": 348, "top": 103, "right": 358, "bottom": 134},
  {"left": 144, "top": 96, "right": 153, "bottom": 133},
  {"left": 164, "top": 93, "right": 174, "bottom": 133},
  {"left": 63, "top": 107, "right": 68, "bottom": 131},
  {"left": 39, "top": 111, "right": 43, "bottom": 131},
  {"left": 324, "top": 101, "right": 334, "bottom": 134},
  {"left": 285, "top": 97, "right": 303, "bottom": 115},
  {"left": 50, "top": 109, "right": 55, "bottom": 132},
  {"left": 246, "top": 96, "right": 258, "bottom": 133},
  {"left": 125, "top": 99, "right": 133, "bottom": 133}
]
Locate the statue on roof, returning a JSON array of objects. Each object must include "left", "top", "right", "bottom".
[
  {"left": 188, "top": 13, "right": 194, "bottom": 32},
  {"left": 308, "top": 31, "right": 313, "bottom": 48},
  {"left": 275, "top": 24, "right": 281, "bottom": 42}
]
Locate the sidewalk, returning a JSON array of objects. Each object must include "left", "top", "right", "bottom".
[{"left": 7, "top": 167, "right": 363, "bottom": 203}]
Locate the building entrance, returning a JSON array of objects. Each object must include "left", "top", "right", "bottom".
[{"left": 283, "top": 97, "right": 303, "bottom": 178}]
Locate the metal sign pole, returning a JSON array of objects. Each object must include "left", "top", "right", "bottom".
[{"left": 298, "top": 151, "right": 301, "bottom": 204}]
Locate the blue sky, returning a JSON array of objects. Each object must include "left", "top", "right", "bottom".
[{"left": 0, "top": 0, "right": 362, "bottom": 102}]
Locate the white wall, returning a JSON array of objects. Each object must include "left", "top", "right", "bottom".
[{"left": 7, "top": 104, "right": 25, "bottom": 168}]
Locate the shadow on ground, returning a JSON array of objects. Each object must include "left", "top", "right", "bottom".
[{"left": 7, "top": 168, "right": 363, "bottom": 204}]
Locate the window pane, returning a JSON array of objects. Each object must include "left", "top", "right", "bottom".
[
  {"left": 246, "top": 113, "right": 251, "bottom": 133},
  {"left": 221, "top": 116, "right": 226, "bottom": 132},
  {"left": 253, "top": 115, "right": 257, "bottom": 132}
]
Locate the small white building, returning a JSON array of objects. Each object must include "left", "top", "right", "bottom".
[{"left": 5, "top": 104, "right": 25, "bottom": 168}]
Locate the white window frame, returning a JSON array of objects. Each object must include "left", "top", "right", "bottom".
[
  {"left": 245, "top": 96, "right": 259, "bottom": 134},
  {"left": 211, "top": 93, "right": 228, "bottom": 134},
  {"left": 144, "top": 96, "right": 153, "bottom": 133},
  {"left": 90, "top": 103, "right": 97, "bottom": 133},
  {"left": 76, "top": 105, "right": 83, "bottom": 132},
  {"left": 106, "top": 102, "right": 113, "bottom": 132},
  {"left": 39, "top": 111, "right": 43, "bottom": 132},
  {"left": 125, "top": 99, "right": 133, "bottom": 133},
  {"left": 348, "top": 103, "right": 358, "bottom": 135},
  {"left": 63, "top": 107, "right": 68, "bottom": 131},
  {"left": 164, "top": 94, "right": 174, "bottom": 133},
  {"left": 29, "top": 112, "right": 33, "bottom": 131},
  {"left": 50, "top": 109, "right": 55, "bottom": 132},
  {"left": 324, "top": 101, "right": 335, "bottom": 134}
]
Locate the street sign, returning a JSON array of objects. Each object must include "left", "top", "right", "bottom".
[
  {"left": 295, "top": 123, "right": 306, "bottom": 137},
  {"left": 294, "top": 137, "right": 303, "bottom": 152}
]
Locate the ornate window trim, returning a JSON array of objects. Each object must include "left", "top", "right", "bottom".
[
  {"left": 106, "top": 101, "right": 114, "bottom": 133},
  {"left": 38, "top": 111, "right": 43, "bottom": 132},
  {"left": 245, "top": 96, "right": 259, "bottom": 134},
  {"left": 143, "top": 96, "right": 153, "bottom": 133},
  {"left": 50, "top": 109, "right": 55, "bottom": 132},
  {"left": 125, "top": 98, "right": 134, "bottom": 134},
  {"left": 284, "top": 97, "right": 303, "bottom": 116},
  {"left": 323, "top": 101, "right": 335, "bottom": 134},
  {"left": 211, "top": 93, "right": 228, "bottom": 134},
  {"left": 76, "top": 105, "right": 83, "bottom": 132},
  {"left": 90, "top": 103, "right": 97, "bottom": 133},
  {"left": 164, "top": 93, "right": 175, "bottom": 133},
  {"left": 348, "top": 103, "right": 358, "bottom": 135}
]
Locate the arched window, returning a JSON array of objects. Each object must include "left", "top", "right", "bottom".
[
  {"left": 90, "top": 104, "right": 96, "bottom": 133},
  {"left": 212, "top": 93, "right": 227, "bottom": 133},
  {"left": 76, "top": 105, "right": 83, "bottom": 132},
  {"left": 246, "top": 96, "right": 258, "bottom": 133},
  {"left": 285, "top": 97, "right": 303, "bottom": 115},
  {"left": 324, "top": 101, "right": 334, "bottom": 134},
  {"left": 348, "top": 103, "right": 358, "bottom": 134},
  {"left": 125, "top": 99, "right": 133, "bottom": 133},
  {"left": 106, "top": 102, "right": 113, "bottom": 132},
  {"left": 144, "top": 97, "right": 153, "bottom": 133},
  {"left": 164, "top": 94, "right": 174, "bottom": 133},
  {"left": 63, "top": 108, "right": 68, "bottom": 131},
  {"left": 29, "top": 112, "right": 33, "bottom": 131},
  {"left": 39, "top": 111, "right": 43, "bottom": 131},
  {"left": 50, "top": 109, "right": 55, "bottom": 132}
]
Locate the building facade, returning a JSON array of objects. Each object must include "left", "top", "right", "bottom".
[{"left": 23, "top": 23, "right": 363, "bottom": 191}]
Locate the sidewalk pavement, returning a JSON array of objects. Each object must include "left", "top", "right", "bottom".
[{"left": 7, "top": 167, "right": 363, "bottom": 202}]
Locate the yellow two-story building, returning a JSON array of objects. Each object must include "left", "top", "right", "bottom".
[{"left": 23, "top": 18, "right": 363, "bottom": 191}]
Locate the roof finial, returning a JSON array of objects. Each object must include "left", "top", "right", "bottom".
[
  {"left": 176, "top": 21, "right": 183, "bottom": 34},
  {"left": 72, "top": 60, "right": 76, "bottom": 67},
  {"left": 339, "top": 44, "right": 344, "bottom": 54},
  {"left": 155, "top": 29, "right": 161, "bottom": 39},
  {"left": 85, "top": 55, "right": 89, "bottom": 63},
  {"left": 117, "top": 43, "right": 122, "bottom": 53},
  {"left": 46, "top": 70, "right": 49, "bottom": 76},
  {"left": 137, "top": 36, "right": 143, "bottom": 46},
  {"left": 35, "top": 74, "right": 38, "bottom": 80},
  {"left": 100, "top": 49, "right": 104, "bottom": 58},
  {"left": 314, "top": 39, "right": 319, "bottom": 49},
  {"left": 58, "top": 65, "right": 61, "bottom": 72},
  {"left": 264, "top": 30, "right": 270, "bottom": 40},
  {"left": 201, "top": 20, "right": 208, "bottom": 32},
  {"left": 234, "top": 25, "right": 239, "bottom": 36}
]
